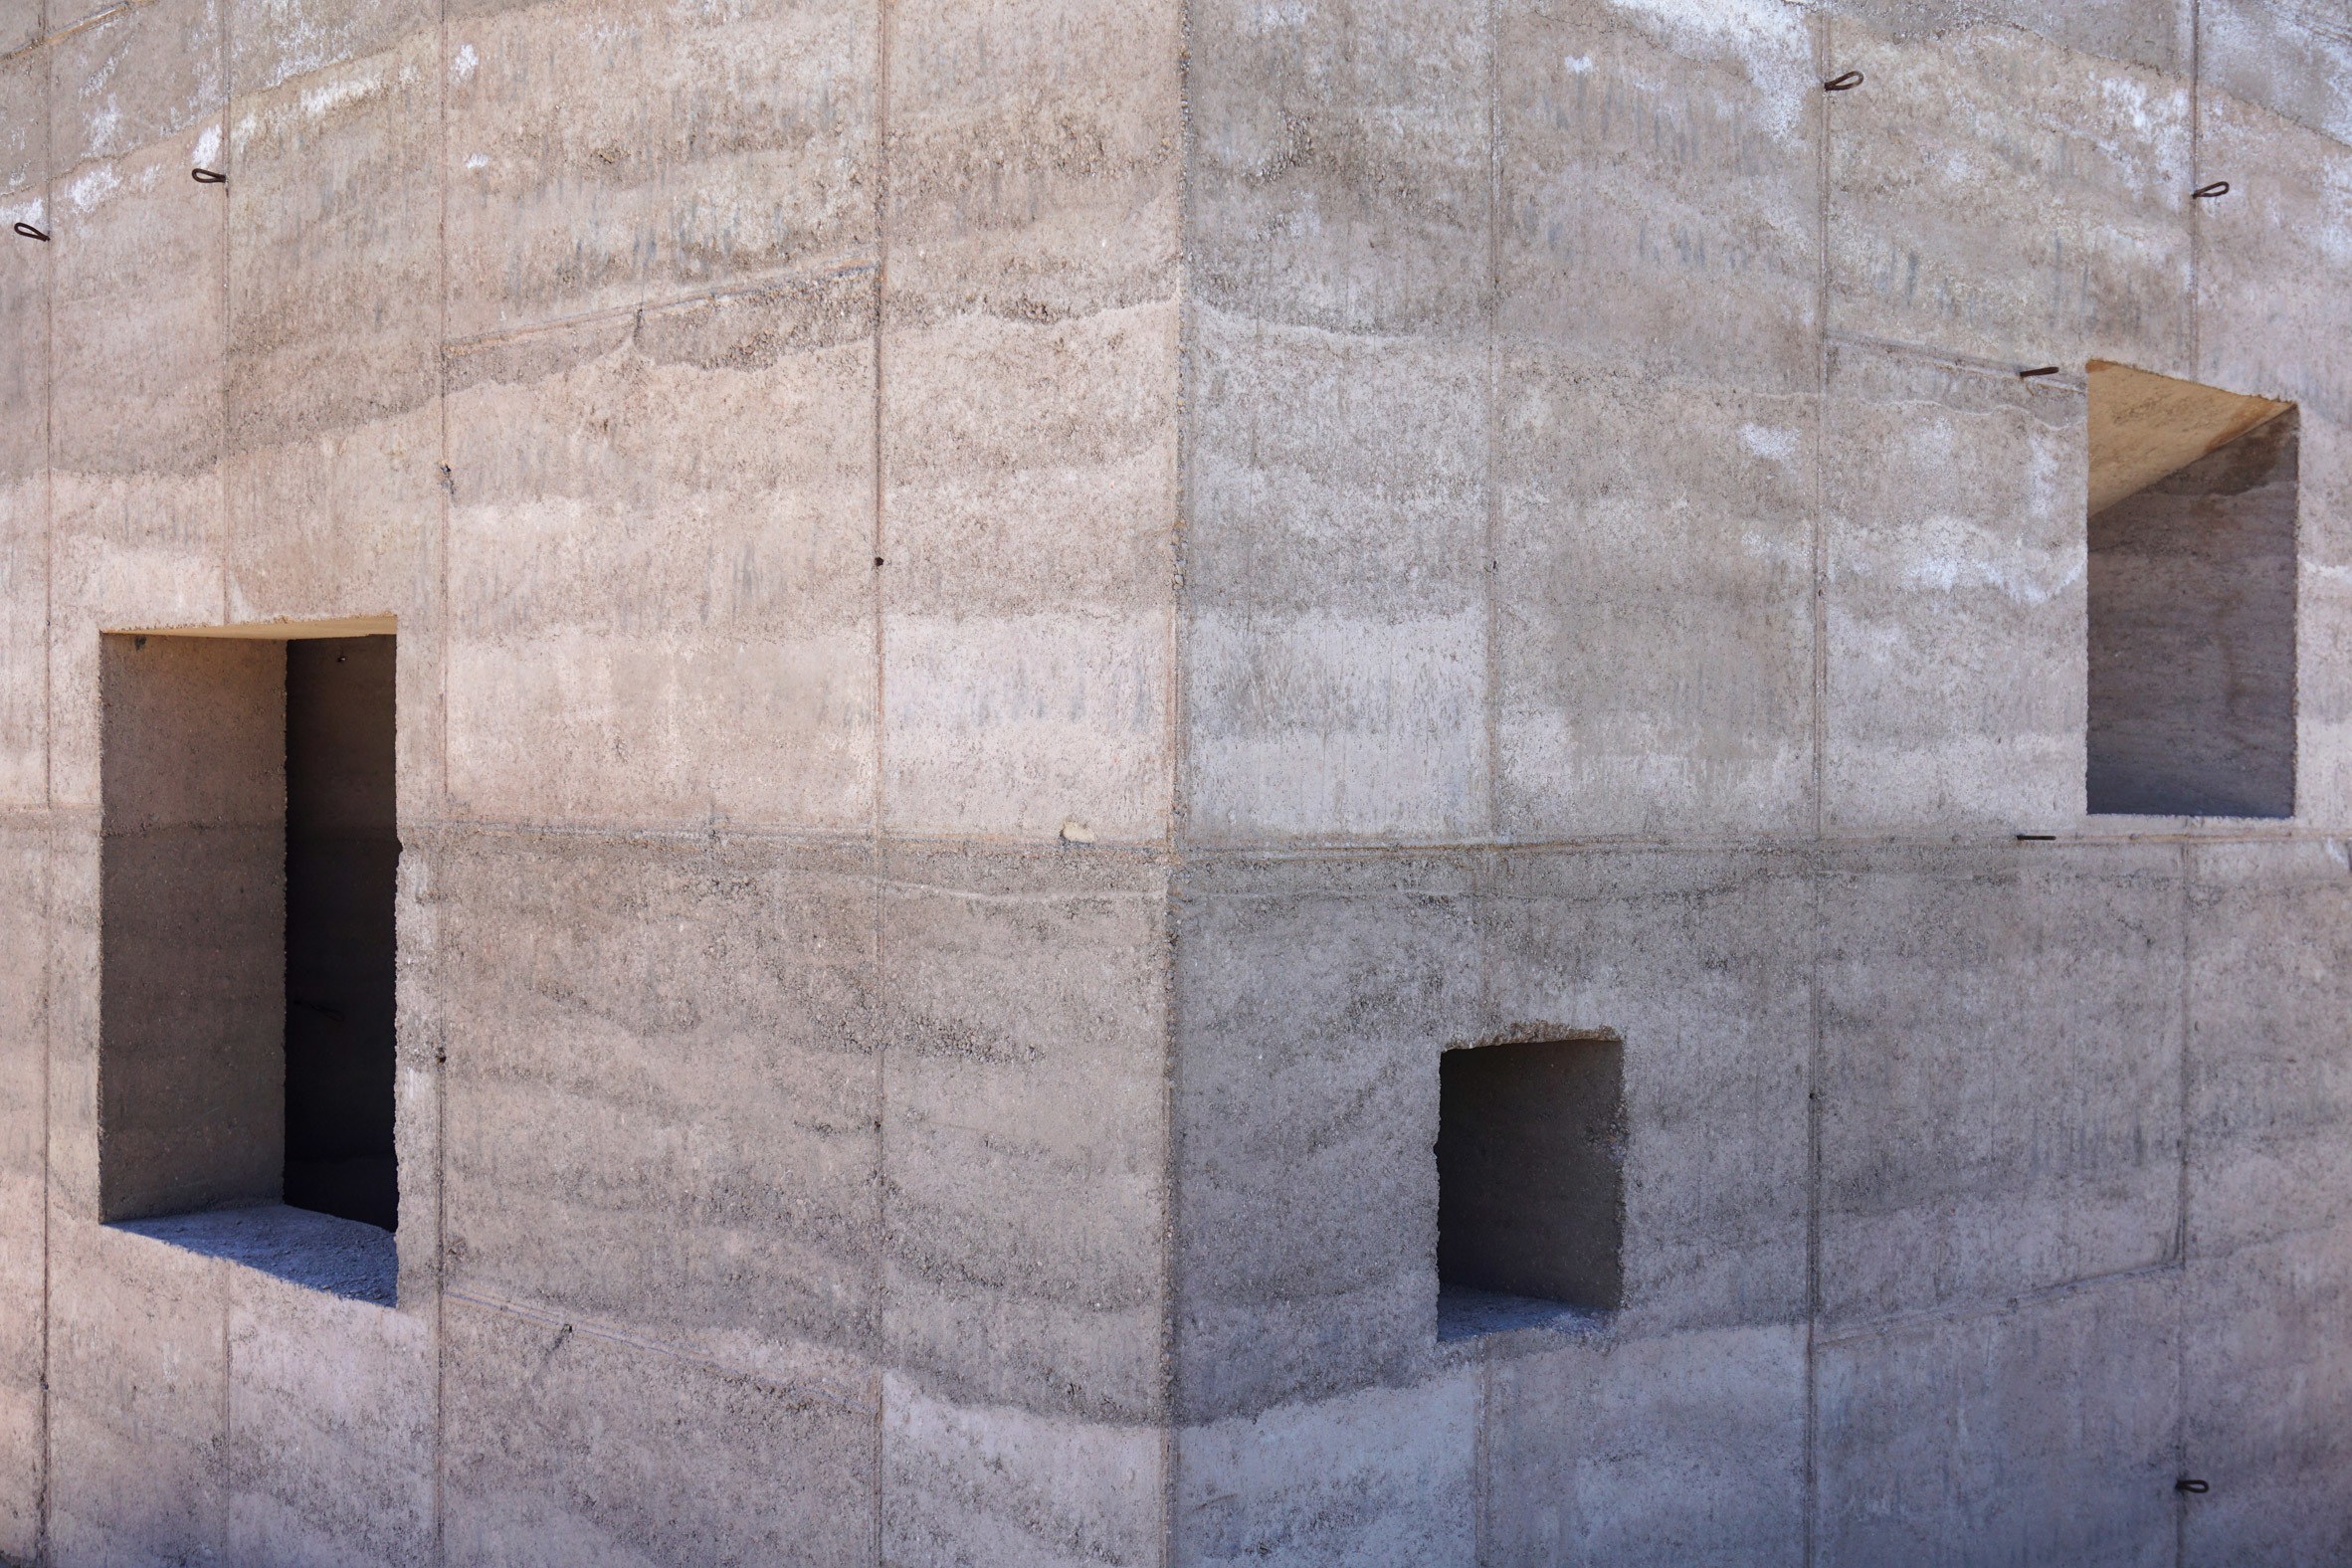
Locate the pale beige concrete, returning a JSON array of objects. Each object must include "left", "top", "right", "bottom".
[
  {"left": 5, "top": 0, "right": 2352, "bottom": 1562},
  {"left": 2087, "top": 359, "right": 2291, "bottom": 515},
  {"left": 1823, "top": 340, "right": 2086, "bottom": 831},
  {"left": 0, "top": 832, "right": 47, "bottom": 1561},
  {"left": 1826, "top": 22, "right": 2195, "bottom": 376}
]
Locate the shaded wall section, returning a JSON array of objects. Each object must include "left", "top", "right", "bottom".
[
  {"left": 98, "top": 634, "right": 285, "bottom": 1223},
  {"left": 284, "top": 635, "right": 397, "bottom": 1231}
]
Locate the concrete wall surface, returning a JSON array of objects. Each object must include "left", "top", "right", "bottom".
[{"left": 0, "top": 0, "right": 2349, "bottom": 1562}]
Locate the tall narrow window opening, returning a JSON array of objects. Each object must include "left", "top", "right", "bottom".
[{"left": 2087, "top": 361, "right": 2298, "bottom": 818}]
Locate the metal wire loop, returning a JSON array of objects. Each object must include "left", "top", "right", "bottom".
[
  {"left": 1823, "top": 71, "right": 1863, "bottom": 92},
  {"left": 11, "top": 221, "right": 48, "bottom": 242},
  {"left": 191, "top": 167, "right": 227, "bottom": 185}
]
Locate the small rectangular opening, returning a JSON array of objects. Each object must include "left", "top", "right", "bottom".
[
  {"left": 2087, "top": 362, "right": 2298, "bottom": 817},
  {"left": 99, "top": 626, "right": 398, "bottom": 1301},
  {"left": 1436, "top": 1036, "right": 1624, "bottom": 1338}
]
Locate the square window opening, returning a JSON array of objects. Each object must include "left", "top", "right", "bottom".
[
  {"left": 2087, "top": 361, "right": 2298, "bottom": 818},
  {"left": 1436, "top": 1036, "right": 1624, "bottom": 1340},
  {"left": 98, "top": 626, "right": 398, "bottom": 1304}
]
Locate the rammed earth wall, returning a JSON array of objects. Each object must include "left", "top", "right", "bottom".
[{"left": 2, "top": 0, "right": 2351, "bottom": 1562}]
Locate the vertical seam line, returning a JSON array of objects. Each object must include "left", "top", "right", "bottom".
[
  {"left": 1481, "top": 0, "right": 1501, "bottom": 846},
  {"left": 36, "top": 0, "right": 56, "bottom": 1552},
  {"left": 1162, "top": 2, "right": 1193, "bottom": 1557},
  {"left": 216, "top": 1, "right": 236, "bottom": 1550},
  {"left": 2174, "top": 842, "right": 2193, "bottom": 1568},
  {"left": 869, "top": 3, "right": 890, "bottom": 1559},
  {"left": 1811, "top": 18, "right": 1833, "bottom": 843},
  {"left": 1805, "top": 17, "right": 1833, "bottom": 1568},
  {"left": 2189, "top": 0, "right": 2203, "bottom": 380},
  {"left": 217, "top": 1, "right": 232, "bottom": 624},
  {"left": 2179, "top": 33, "right": 2205, "bottom": 1567},
  {"left": 1474, "top": 7, "right": 1501, "bottom": 1559},
  {"left": 432, "top": 0, "right": 452, "bottom": 1556},
  {"left": 219, "top": 1267, "right": 231, "bottom": 1563}
]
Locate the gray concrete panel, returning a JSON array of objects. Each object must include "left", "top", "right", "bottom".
[
  {"left": 1816, "top": 1271, "right": 2179, "bottom": 1568},
  {"left": 2203, "top": 0, "right": 2352, "bottom": 150},
  {"left": 441, "top": 1290, "right": 876, "bottom": 1567},
  {"left": 229, "top": 0, "right": 432, "bottom": 98},
  {"left": 881, "top": 846, "right": 1171, "bottom": 1423},
  {"left": 881, "top": 305, "right": 1176, "bottom": 844},
  {"left": 2198, "top": 92, "right": 2352, "bottom": 426},
  {"left": 0, "top": 830, "right": 47, "bottom": 1559},
  {"left": 1479, "top": 1323, "right": 1808, "bottom": 1566},
  {"left": 226, "top": 34, "right": 437, "bottom": 457},
  {"left": 1483, "top": 848, "right": 1812, "bottom": 1335},
  {"left": 2183, "top": 838, "right": 2352, "bottom": 1259},
  {"left": 1494, "top": 363, "right": 1815, "bottom": 838},
  {"left": 226, "top": 1262, "right": 433, "bottom": 1565},
  {"left": 47, "top": 830, "right": 99, "bottom": 1224},
  {"left": 2290, "top": 410, "right": 2352, "bottom": 823},
  {"left": 1190, "top": 0, "right": 1488, "bottom": 338},
  {"left": 0, "top": 49, "right": 42, "bottom": 473},
  {"left": 437, "top": 834, "right": 881, "bottom": 1382},
  {"left": 882, "top": 1376, "right": 1165, "bottom": 1568},
  {"left": 1827, "top": 20, "right": 2194, "bottom": 375},
  {"left": 0, "top": 0, "right": 34, "bottom": 55},
  {"left": 651, "top": 0, "right": 875, "bottom": 298},
  {"left": 1823, "top": 340, "right": 2085, "bottom": 831},
  {"left": 222, "top": 28, "right": 439, "bottom": 629},
  {"left": 1172, "top": 855, "right": 1480, "bottom": 1421},
  {"left": 0, "top": 501, "right": 43, "bottom": 812},
  {"left": 885, "top": 0, "right": 1177, "bottom": 326},
  {"left": 1818, "top": 844, "right": 2184, "bottom": 1326},
  {"left": 1182, "top": 316, "right": 1489, "bottom": 844},
  {"left": 47, "top": 1221, "right": 229, "bottom": 1568},
  {"left": 1821, "top": 0, "right": 2193, "bottom": 77},
  {"left": 442, "top": 0, "right": 660, "bottom": 339},
  {"left": 1498, "top": 0, "right": 1820, "bottom": 392},
  {"left": 0, "top": 51, "right": 44, "bottom": 802},
  {"left": 48, "top": 0, "right": 223, "bottom": 176},
  {"left": 2182, "top": 1221, "right": 2352, "bottom": 1564},
  {"left": 50, "top": 117, "right": 223, "bottom": 495},
  {"left": 445, "top": 285, "right": 877, "bottom": 829},
  {"left": 1172, "top": 1371, "right": 1479, "bottom": 1568}
]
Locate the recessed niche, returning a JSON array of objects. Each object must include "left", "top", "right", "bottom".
[
  {"left": 98, "top": 625, "right": 399, "bottom": 1302},
  {"left": 1436, "top": 1036, "right": 1625, "bottom": 1338},
  {"left": 2086, "top": 362, "right": 2297, "bottom": 818}
]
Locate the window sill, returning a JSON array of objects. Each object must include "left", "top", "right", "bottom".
[
  {"left": 113, "top": 1203, "right": 396, "bottom": 1307},
  {"left": 1437, "top": 1283, "right": 1609, "bottom": 1345}
]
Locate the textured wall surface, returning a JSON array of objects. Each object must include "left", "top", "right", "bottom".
[{"left": 2, "top": 0, "right": 2351, "bottom": 1562}]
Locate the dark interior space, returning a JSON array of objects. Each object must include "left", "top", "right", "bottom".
[
  {"left": 2088, "top": 409, "right": 2298, "bottom": 817},
  {"left": 284, "top": 636, "right": 399, "bottom": 1232},
  {"left": 1436, "top": 1036, "right": 1624, "bottom": 1315}
]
